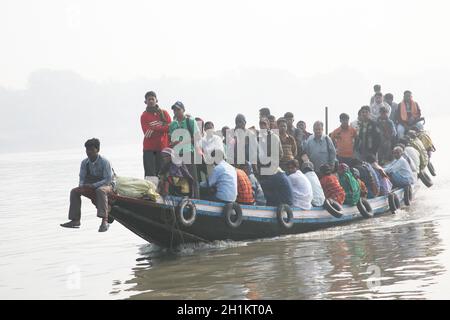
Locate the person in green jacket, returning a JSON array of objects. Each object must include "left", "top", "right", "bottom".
[{"left": 337, "top": 163, "right": 361, "bottom": 206}]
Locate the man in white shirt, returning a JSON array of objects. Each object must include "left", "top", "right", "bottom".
[
  {"left": 286, "top": 159, "right": 313, "bottom": 210},
  {"left": 301, "top": 161, "right": 326, "bottom": 207}
]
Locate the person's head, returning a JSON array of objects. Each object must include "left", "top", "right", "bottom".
[
  {"left": 360, "top": 106, "right": 371, "bottom": 121},
  {"left": 144, "top": 91, "right": 158, "bottom": 108},
  {"left": 379, "top": 106, "right": 389, "bottom": 119},
  {"left": 337, "top": 163, "right": 350, "bottom": 175},
  {"left": 213, "top": 149, "right": 225, "bottom": 164},
  {"left": 404, "top": 90, "right": 412, "bottom": 101},
  {"left": 319, "top": 164, "right": 332, "bottom": 176},
  {"left": 267, "top": 115, "right": 277, "bottom": 129},
  {"left": 296, "top": 120, "right": 306, "bottom": 131},
  {"left": 374, "top": 84, "right": 381, "bottom": 93},
  {"left": 313, "top": 121, "right": 324, "bottom": 138},
  {"left": 375, "top": 92, "right": 383, "bottom": 104},
  {"left": 259, "top": 107, "right": 271, "bottom": 119},
  {"left": 204, "top": 121, "right": 214, "bottom": 136},
  {"left": 235, "top": 114, "right": 247, "bottom": 129},
  {"left": 406, "top": 130, "right": 417, "bottom": 140},
  {"left": 286, "top": 159, "right": 300, "bottom": 175},
  {"left": 284, "top": 112, "right": 294, "bottom": 128},
  {"left": 84, "top": 138, "right": 100, "bottom": 161},
  {"left": 161, "top": 147, "right": 174, "bottom": 165},
  {"left": 350, "top": 158, "right": 363, "bottom": 168},
  {"left": 396, "top": 143, "right": 406, "bottom": 151},
  {"left": 171, "top": 101, "right": 185, "bottom": 119},
  {"left": 384, "top": 93, "right": 394, "bottom": 104},
  {"left": 339, "top": 113, "right": 350, "bottom": 128},
  {"left": 277, "top": 118, "right": 288, "bottom": 134},
  {"left": 393, "top": 146, "right": 403, "bottom": 159},
  {"left": 259, "top": 117, "right": 269, "bottom": 130},
  {"left": 301, "top": 161, "right": 315, "bottom": 173}
]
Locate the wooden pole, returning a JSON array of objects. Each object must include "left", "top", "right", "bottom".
[{"left": 325, "top": 106, "right": 329, "bottom": 135}]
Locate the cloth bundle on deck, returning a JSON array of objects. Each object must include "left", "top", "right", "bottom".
[{"left": 115, "top": 176, "right": 160, "bottom": 201}]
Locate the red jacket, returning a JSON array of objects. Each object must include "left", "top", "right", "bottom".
[{"left": 141, "top": 108, "right": 172, "bottom": 151}]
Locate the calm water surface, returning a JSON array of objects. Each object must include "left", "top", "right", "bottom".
[{"left": 1, "top": 141, "right": 449, "bottom": 299}]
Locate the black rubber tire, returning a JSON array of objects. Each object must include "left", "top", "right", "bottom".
[
  {"left": 277, "top": 204, "right": 294, "bottom": 229},
  {"left": 419, "top": 171, "right": 433, "bottom": 188},
  {"left": 176, "top": 198, "right": 197, "bottom": 227},
  {"left": 388, "top": 193, "right": 400, "bottom": 214},
  {"left": 403, "top": 185, "right": 412, "bottom": 206},
  {"left": 357, "top": 198, "right": 373, "bottom": 218},
  {"left": 324, "top": 198, "right": 343, "bottom": 218},
  {"left": 428, "top": 161, "right": 436, "bottom": 177},
  {"left": 223, "top": 202, "right": 243, "bottom": 228}
]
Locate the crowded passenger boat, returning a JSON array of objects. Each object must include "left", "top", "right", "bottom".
[{"left": 60, "top": 85, "right": 437, "bottom": 249}]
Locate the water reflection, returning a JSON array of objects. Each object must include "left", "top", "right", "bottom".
[{"left": 121, "top": 216, "right": 445, "bottom": 299}]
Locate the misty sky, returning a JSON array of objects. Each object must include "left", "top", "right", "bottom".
[
  {"left": 2, "top": 0, "right": 450, "bottom": 88},
  {"left": 1, "top": 0, "right": 449, "bottom": 152}
]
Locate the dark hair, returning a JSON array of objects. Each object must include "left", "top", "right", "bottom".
[
  {"left": 404, "top": 90, "right": 412, "bottom": 95},
  {"left": 259, "top": 107, "right": 271, "bottom": 117},
  {"left": 267, "top": 115, "right": 276, "bottom": 121},
  {"left": 284, "top": 112, "right": 294, "bottom": 119},
  {"left": 360, "top": 106, "right": 371, "bottom": 113},
  {"left": 374, "top": 84, "right": 381, "bottom": 90},
  {"left": 144, "top": 91, "right": 157, "bottom": 100},
  {"left": 375, "top": 92, "right": 383, "bottom": 97},
  {"left": 384, "top": 93, "right": 394, "bottom": 100},
  {"left": 204, "top": 121, "right": 214, "bottom": 128},
  {"left": 287, "top": 159, "right": 300, "bottom": 169},
  {"left": 277, "top": 118, "right": 287, "bottom": 125},
  {"left": 84, "top": 138, "right": 100, "bottom": 150},
  {"left": 379, "top": 106, "right": 388, "bottom": 113},
  {"left": 339, "top": 113, "right": 349, "bottom": 120}
]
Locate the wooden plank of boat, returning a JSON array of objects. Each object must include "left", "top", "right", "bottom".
[{"left": 110, "top": 186, "right": 415, "bottom": 249}]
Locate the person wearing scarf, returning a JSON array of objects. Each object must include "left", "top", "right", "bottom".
[
  {"left": 396, "top": 90, "right": 422, "bottom": 139},
  {"left": 337, "top": 163, "right": 361, "bottom": 206},
  {"left": 158, "top": 147, "right": 194, "bottom": 197}
]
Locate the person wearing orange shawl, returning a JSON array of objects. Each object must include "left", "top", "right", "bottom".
[
  {"left": 396, "top": 90, "right": 422, "bottom": 139},
  {"left": 319, "top": 164, "right": 346, "bottom": 205}
]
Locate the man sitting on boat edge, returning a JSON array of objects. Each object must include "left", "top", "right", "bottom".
[{"left": 60, "top": 138, "right": 114, "bottom": 232}]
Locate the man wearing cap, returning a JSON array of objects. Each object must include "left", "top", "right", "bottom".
[
  {"left": 169, "top": 101, "right": 202, "bottom": 198},
  {"left": 140, "top": 91, "right": 172, "bottom": 178}
]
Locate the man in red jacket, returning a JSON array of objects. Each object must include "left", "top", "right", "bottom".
[{"left": 141, "top": 91, "right": 172, "bottom": 177}]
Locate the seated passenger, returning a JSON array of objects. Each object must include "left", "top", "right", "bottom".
[
  {"left": 236, "top": 167, "right": 255, "bottom": 205},
  {"left": 286, "top": 159, "right": 313, "bottom": 210},
  {"left": 158, "top": 147, "right": 194, "bottom": 197},
  {"left": 301, "top": 161, "right": 326, "bottom": 207},
  {"left": 238, "top": 163, "right": 266, "bottom": 206},
  {"left": 259, "top": 168, "right": 294, "bottom": 207},
  {"left": 337, "top": 163, "right": 361, "bottom": 206},
  {"left": 406, "top": 131, "right": 429, "bottom": 172},
  {"left": 199, "top": 150, "right": 237, "bottom": 203},
  {"left": 350, "top": 158, "right": 380, "bottom": 198},
  {"left": 366, "top": 154, "right": 392, "bottom": 196},
  {"left": 397, "top": 142, "right": 419, "bottom": 181},
  {"left": 319, "top": 164, "right": 346, "bottom": 205},
  {"left": 384, "top": 147, "right": 415, "bottom": 188},
  {"left": 351, "top": 168, "right": 368, "bottom": 198}
]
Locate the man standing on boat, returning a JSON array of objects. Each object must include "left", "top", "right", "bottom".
[
  {"left": 141, "top": 91, "right": 171, "bottom": 179},
  {"left": 304, "top": 121, "right": 337, "bottom": 175},
  {"left": 370, "top": 84, "right": 382, "bottom": 106},
  {"left": 169, "top": 101, "right": 202, "bottom": 198},
  {"left": 330, "top": 113, "right": 357, "bottom": 166},
  {"left": 60, "top": 138, "right": 114, "bottom": 232},
  {"left": 396, "top": 90, "right": 423, "bottom": 139}
]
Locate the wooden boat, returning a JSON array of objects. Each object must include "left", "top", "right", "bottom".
[{"left": 109, "top": 186, "right": 416, "bottom": 250}]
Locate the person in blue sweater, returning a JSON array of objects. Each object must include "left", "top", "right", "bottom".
[{"left": 259, "top": 168, "right": 294, "bottom": 207}]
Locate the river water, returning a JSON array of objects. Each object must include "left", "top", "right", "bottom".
[{"left": 1, "top": 138, "right": 450, "bottom": 299}]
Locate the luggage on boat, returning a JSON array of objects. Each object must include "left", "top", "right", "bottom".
[
  {"left": 417, "top": 131, "right": 436, "bottom": 152},
  {"left": 114, "top": 176, "right": 160, "bottom": 201}
]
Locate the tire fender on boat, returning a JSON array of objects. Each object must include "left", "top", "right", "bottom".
[
  {"left": 176, "top": 198, "right": 197, "bottom": 227},
  {"left": 418, "top": 171, "right": 433, "bottom": 188},
  {"left": 277, "top": 204, "right": 294, "bottom": 229},
  {"left": 357, "top": 198, "right": 373, "bottom": 218},
  {"left": 324, "top": 198, "right": 343, "bottom": 218},
  {"left": 388, "top": 193, "right": 401, "bottom": 214},
  {"left": 403, "top": 185, "right": 413, "bottom": 206},
  {"left": 223, "top": 202, "right": 243, "bottom": 228},
  {"left": 428, "top": 161, "right": 436, "bottom": 177}
]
